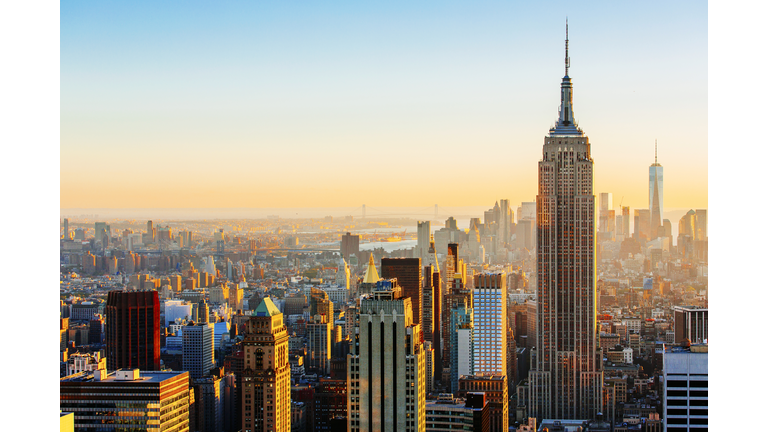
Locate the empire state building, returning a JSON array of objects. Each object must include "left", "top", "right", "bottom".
[{"left": 528, "top": 24, "right": 603, "bottom": 420}]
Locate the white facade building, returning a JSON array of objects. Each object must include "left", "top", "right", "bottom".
[
  {"left": 182, "top": 322, "right": 215, "bottom": 379},
  {"left": 663, "top": 345, "right": 708, "bottom": 431},
  {"left": 472, "top": 272, "right": 506, "bottom": 376}
]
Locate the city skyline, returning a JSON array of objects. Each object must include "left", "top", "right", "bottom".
[{"left": 61, "top": 1, "right": 707, "bottom": 211}]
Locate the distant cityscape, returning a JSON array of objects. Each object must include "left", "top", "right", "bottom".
[{"left": 58, "top": 27, "right": 707, "bottom": 432}]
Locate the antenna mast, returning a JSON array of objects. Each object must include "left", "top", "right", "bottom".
[{"left": 565, "top": 18, "right": 570, "bottom": 76}]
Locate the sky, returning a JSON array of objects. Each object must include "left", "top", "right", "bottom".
[{"left": 60, "top": 1, "right": 707, "bottom": 211}]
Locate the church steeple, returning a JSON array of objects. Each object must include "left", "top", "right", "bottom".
[{"left": 550, "top": 19, "right": 584, "bottom": 137}]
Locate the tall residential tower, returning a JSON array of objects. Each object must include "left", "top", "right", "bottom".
[{"left": 528, "top": 23, "right": 603, "bottom": 420}]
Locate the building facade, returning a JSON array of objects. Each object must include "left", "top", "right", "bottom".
[
  {"left": 472, "top": 272, "right": 507, "bottom": 377},
  {"left": 183, "top": 322, "right": 215, "bottom": 379},
  {"left": 241, "top": 298, "right": 291, "bottom": 432},
  {"left": 649, "top": 142, "right": 664, "bottom": 236},
  {"left": 347, "top": 282, "right": 426, "bottom": 432},
  {"left": 663, "top": 344, "right": 708, "bottom": 431},
  {"left": 381, "top": 257, "right": 423, "bottom": 326},
  {"left": 105, "top": 290, "right": 161, "bottom": 372},
  {"left": 60, "top": 369, "right": 190, "bottom": 432},
  {"left": 528, "top": 25, "right": 603, "bottom": 421}
]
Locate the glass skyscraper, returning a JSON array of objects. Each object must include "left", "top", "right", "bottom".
[{"left": 649, "top": 141, "right": 664, "bottom": 235}]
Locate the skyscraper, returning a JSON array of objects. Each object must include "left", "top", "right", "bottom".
[
  {"left": 416, "top": 220, "right": 431, "bottom": 262},
  {"left": 499, "top": 199, "right": 513, "bottom": 248},
  {"left": 381, "top": 257, "right": 423, "bottom": 326},
  {"left": 346, "top": 280, "right": 426, "bottom": 432},
  {"left": 307, "top": 314, "right": 332, "bottom": 375},
  {"left": 242, "top": 298, "right": 291, "bottom": 432},
  {"left": 472, "top": 272, "right": 507, "bottom": 377},
  {"left": 182, "top": 322, "right": 215, "bottom": 379},
  {"left": 649, "top": 141, "right": 664, "bottom": 237},
  {"left": 341, "top": 232, "right": 360, "bottom": 261},
  {"left": 105, "top": 290, "right": 161, "bottom": 372},
  {"left": 528, "top": 24, "right": 603, "bottom": 420}
]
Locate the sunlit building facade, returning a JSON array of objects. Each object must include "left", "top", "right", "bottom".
[
  {"left": 347, "top": 281, "right": 426, "bottom": 432},
  {"left": 472, "top": 272, "right": 506, "bottom": 377},
  {"left": 528, "top": 25, "right": 603, "bottom": 421},
  {"left": 241, "top": 298, "right": 291, "bottom": 432}
]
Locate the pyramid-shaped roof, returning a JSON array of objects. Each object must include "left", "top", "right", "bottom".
[
  {"left": 362, "top": 253, "right": 379, "bottom": 284},
  {"left": 254, "top": 297, "right": 281, "bottom": 317}
]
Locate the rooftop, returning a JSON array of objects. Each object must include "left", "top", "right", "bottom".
[
  {"left": 254, "top": 297, "right": 281, "bottom": 317},
  {"left": 61, "top": 369, "right": 188, "bottom": 385}
]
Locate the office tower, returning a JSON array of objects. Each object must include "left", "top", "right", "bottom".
[
  {"left": 442, "top": 273, "right": 472, "bottom": 390},
  {"left": 422, "top": 237, "right": 443, "bottom": 381},
  {"left": 499, "top": 199, "right": 514, "bottom": 248},
  {"left": 599, "top": 193, "right": 613, "bottom": 239},
  {"left": 336, "top": 256, "right": 350, "bottom": 290},
  {"left": 307, "top": 314, "right": 332, "bottom": 375},
  {"left": 61, "top": 370, "right": 191, "bottom": 431},
  {"left": 381, "top": 257, "right": 423, "bottom": 326},
  {"left": 694, "top": 209, "right": 707, "bottom": 240},
  {"left": 347, "top": 280, "right": 426, "bottom": 432},
  {"left": 457, "top": 375, "right": 508, "bottom": 432},
  {"left": 424, "top": 393, "right": 490, "bottom": 432},
  {"left": 183, "top": 322, "right": 215, "bottom": 379},
  {"left": 193, "top": 369, "right": 233, "bottom": 432},
  {"left": 89, "top": 316, "right": 104, "bottom": 345},
  {"left": 673, "top": 306, "right": 708, "bottom": 344},
  {"left": 422, "top": 263, "right": 442, "bottom": 383},
  {"left": 242, "top": 298, "right": 291, "bottom": 432},
  {"left": 634, "top": 209, "right": 650, "bottom": 241},
  {"left": 106, "top": 290, "right": 161, "bottom": 371},
  {"left": 663, "top": 344, "right": 708, "bottom": 431},
  {"left": 95, "top": 221, "right": 110, "bottom": 242},
  {"left": 445, "top": 243, "right": 458, "bottom": 285},
  {"left": 423, "top": 341, "right": 434, "bottom": 394},
  {"left": 229, "top": 285, "right": 244, "bottom": 313},
  {"left": 528, "top": 25, "right": 603, "bottom": 421},
  {"left": 516, "top": 219, "right": 535, "bottom": 251},
  {"left": 450, "top": 303, "right": 473, "bottom": 395},
  {"left": 196, "top": 299, "right": 210, "bottom": 323},
  {"left": 621, "top": 206, "right": 630, "bottom": 238},
  {"left": 417, "top": 220, "right": 431, "bottom": 262},
  {"left": 472, "top": 272, "right": 507, "bottom": 376},
  {"left": 147, "top": 220, "right": 155, "bottom": 243},
  {"left": 341, "top": 232, "right": 360, "bottom": 260},
  {"left": 446, "top": 217, "right": 458, "bottom": 230},
  {"left": 649, "top": 142, "right": 664, "bottom": 237},
  {"left": 310, "top": 287, "right": 334, "bottom": 321},
  {"left": 314, "top": 378, "right": 348, "bottom": 431},
  {"left": 62, "top": 218, "right": 69, "bottom": 239}
]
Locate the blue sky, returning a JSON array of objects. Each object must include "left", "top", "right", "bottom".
[{"left": 60, "top": 1, "right": 707, "bottom": 209}]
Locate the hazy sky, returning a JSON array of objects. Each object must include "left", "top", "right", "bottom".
[{"left": 61, "top": 1, "right": 707, "bottom": 210}]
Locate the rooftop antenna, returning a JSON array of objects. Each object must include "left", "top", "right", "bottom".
[
  {"left": 655, "top": 139, "right": 658, "bottom": 164},
  {"left": 565, "top": 18, "right": 570, "bottom": 76}
]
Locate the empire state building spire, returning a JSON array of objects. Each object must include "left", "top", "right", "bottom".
[{"left": 550, "top": 19, "right": 583, "bottom": 137}]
